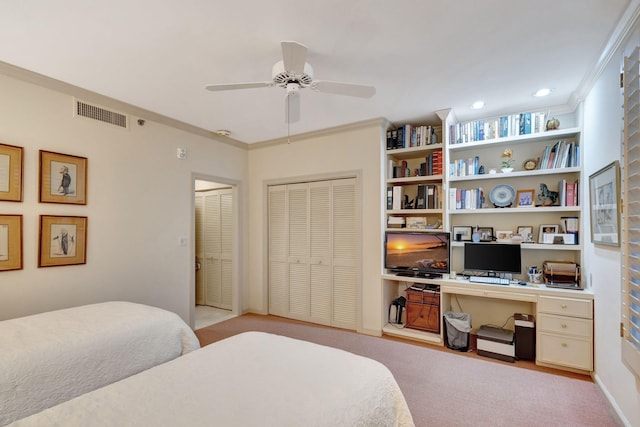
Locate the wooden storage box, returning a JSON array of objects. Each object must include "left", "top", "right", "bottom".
[{"left": 405, "top": 284, "right": 440, "bottom": 333}]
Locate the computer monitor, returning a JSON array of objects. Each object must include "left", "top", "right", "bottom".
[{"left": 463, "top": 242, "right": 522, "bottom": 275}]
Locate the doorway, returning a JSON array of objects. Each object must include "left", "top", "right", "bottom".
[{"left": 193, "top": 178, "right": 237, "bottom": 329}]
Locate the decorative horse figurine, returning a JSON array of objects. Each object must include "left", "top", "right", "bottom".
[{"left": 537, "top": 183, "right": 559, "bottom": 206}]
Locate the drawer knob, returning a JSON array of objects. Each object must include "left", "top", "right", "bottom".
[
  {"left": 561, "top": 304, "right": 567, "bottom": 309},
  {"left": 561, "top": 324, "right": 567, "bottom": 328},
  {"left": 562, "top": 343, "right": 568, "bottom": 348}
]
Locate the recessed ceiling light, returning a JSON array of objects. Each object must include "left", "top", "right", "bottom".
[
  {"left": 215, "top": 129, "right": 231, "bottom": 136},
  {"left": 472, "top": 101, "right": 485, "bottom": 109},
  {"left": 534, "top": 88, "right": 551, "bottom": 97}
]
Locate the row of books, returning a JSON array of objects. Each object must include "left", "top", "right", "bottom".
[
  {"left": 540, "top": 140, "right": 579, "bottom": 169},
  {"left": 387, "top": 184, "right": 442, "bottom": 210},
  {"left": 449, "top": 112, "right": 547, "bottom": 145},
  {"left": 386, "top": 124, "right": 440, "bottom": 150},
  {"left": 450, "top": 156, "right": 480, "bottom": 177},
  {"left": 389, "top": 151, "right": 443, "bottom": 178},
  {"left": 558, "top": 179, "right": 579, "bottom": 207},
  {"left": 448, "top": 187, "right": 485, "bottom": 210}
]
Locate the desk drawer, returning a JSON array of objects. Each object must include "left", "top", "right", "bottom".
[
  {"left": 537, "top": 313, "right": 592, "bottom": 338},
  {"left": 538, "top": 332, "right": 592, "bottom": 371},
  {"left": 538, "top": 296, "right": 592, "bottom": 318}
]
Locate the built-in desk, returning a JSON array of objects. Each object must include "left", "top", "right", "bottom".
[{"left": 382, "top": 274, "right": 594, "bottom": 373}]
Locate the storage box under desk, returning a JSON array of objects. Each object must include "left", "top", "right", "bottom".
[{"left": 405, "top": 285, "right": 440, "bottom": 333}]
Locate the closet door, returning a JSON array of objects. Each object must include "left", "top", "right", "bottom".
[
  {"left": 195, "top": 195, "right": 205, "bottom": 305},
  {"left": 268, "top": 185, "right": 289, "bottom": 317},
  {"left": 202, "top": 189, "right": 233, "bottom": 310},
  {"left": 268, "top": 178, "right": 358, "bottom": 330}
]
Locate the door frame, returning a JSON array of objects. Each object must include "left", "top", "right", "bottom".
[{"left": 190, "top": 172, "right": 242, "bottom": 328}]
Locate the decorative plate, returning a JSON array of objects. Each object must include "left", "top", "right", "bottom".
[{"left": 490, "top": 184, "right": 516, "bottom": 207}]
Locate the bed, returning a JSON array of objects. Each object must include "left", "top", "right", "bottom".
[
  {"left": 0, "top": 301, "right": 200, "bottom": 426},
  {"left": 8, "top": 331, "right": 415, "bottom": 427}
]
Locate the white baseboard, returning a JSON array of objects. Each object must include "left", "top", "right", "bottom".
[{"left": 593, "top": 373, "right": 631, "bottom": 427}]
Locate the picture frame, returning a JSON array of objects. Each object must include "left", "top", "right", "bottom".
[
  {"left": 538, "top": 224, "right": 559, "bottom": 244},
  {"left": 589, "top": 161, "right": 621, "bottom": 246},
  {"left": 38, "top": 215, "right": 87, "bottom": 267},
  {"left": 0, "top": 214, "right": 23, "bottom": 271},
  {"left": 0, "top": 143, "right": 24, "bottom": 202},
  {"left": 39, "top": 150, "right": 87, "bottom": 205},
  {"left": 477, "top": 226, "right": 494, "bottom": 242},
  {"left": 496, "top": 230, "right": 513, "bottom": 242},
  {"left": 517, "top": 226, "right": 534, "bottom": 242},
  {"left": 515, "top": 189, "right": 535, "bottom": 207},
  {"left": 452, "top": 226, "right": 472, "bottom": 242}
]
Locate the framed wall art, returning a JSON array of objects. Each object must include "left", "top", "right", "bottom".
[
  {"left": 589, "top": 161, "right": 620, "bottom": 246},
  {"left": 38, "top": 215, "right": 87, "bottom": 267},
  {"left": 0, "top": 143, "right": 24, "bottom": 202},
  {"left": 0, "top": 214, "right": 22, "bottom": 271},
  {"left": 515, "top": 189, "right": 535, "bottom": 207},
  {"left": 39, "top": 150, "right": 87, "bottom": 205}
]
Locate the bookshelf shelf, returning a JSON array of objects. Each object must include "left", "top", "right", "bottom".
[
  {"left": 450, "top": 206, "right": 580, "bottom": 214},
  {"left": 448, "top": 127, "right": 581, "bottom": 152},
  {"left": 448, "top": 167, "right": 580, "bottom": 182}
]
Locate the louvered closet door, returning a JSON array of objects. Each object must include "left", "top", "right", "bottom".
[
  {"left": 268, "top": 178, "right": 358, "bottom": 330},
  {"left": 195, "top": 195, "right": 205, "bottom": 305},
  {"left": 268, "top": 185, "right": 289, "bottom": 317},
  {"left": 331, "top": 178, "right": 357, "bottom": 328},
  {"left": 203, "top": 189, "right": 233, "bottom": 310}
]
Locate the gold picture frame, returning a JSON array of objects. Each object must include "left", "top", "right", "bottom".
[
  {"left": 39, "top": 150, "right": 87, "bottom": 205},
  {"left": 0, "top": 143, "right": 24, "bottom": 202},
  {"left": 516, "top": 189, "right": 535, "bottom": 207},
  {"left": 0, "top": 214, "right": 23, "bottom": 271},
  {"left": 39, "top": 215, "right": 87, "bottom": 267}
]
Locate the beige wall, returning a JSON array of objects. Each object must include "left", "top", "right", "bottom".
[
  {"left": 0, "top": 69, "right": 248, "bottom": 325},
  {"left": 246, "top": 122, "right": 386, "bottom": 334}
]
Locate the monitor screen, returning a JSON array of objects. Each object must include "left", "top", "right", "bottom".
[
  {"left": 463, "top": 242, "right": 522, "bottom": 274},
  {"left": 384, "top": 231, "right": 450, "bottom": 277}
]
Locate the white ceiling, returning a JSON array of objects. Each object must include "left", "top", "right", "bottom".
[{"left": 0, "top": 0, "right": 634, "bottom": 144}]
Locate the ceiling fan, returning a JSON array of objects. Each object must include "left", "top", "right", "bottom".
[{"left": 205, "top": 41, "right": 376, "bottom": 123}]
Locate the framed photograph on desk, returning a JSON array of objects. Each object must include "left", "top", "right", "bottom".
[
  {"left": 478, "top": 226, "right": 494, "bottom": 242},
  {"left": 452, "top": 226, "right": 472, "bottom": 242},
  {"left": 538, "top": 224, "right": 559, "bottom": 244}
]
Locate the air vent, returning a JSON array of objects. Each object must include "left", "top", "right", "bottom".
[{"left": 75, "top": 100, "right": 127, "bottom": 128}]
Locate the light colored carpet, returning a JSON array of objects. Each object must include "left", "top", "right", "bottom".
[{"left": 195, "top": 314, "right": 621, "bottom": 427}]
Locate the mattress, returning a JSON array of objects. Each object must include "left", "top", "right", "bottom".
[
  {"left": 8, "top": 331, "right": 414, "bottom": 427},
  {"left": 0, "top": 301, "right": 200, "bottom": 425}
]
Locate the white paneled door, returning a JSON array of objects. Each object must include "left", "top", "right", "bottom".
[
  {"left": 195, "top": 188, "right": 233, "bottom": 310},
  {"left": 268, "top": 178, "right": 358, "bottom": 330}
]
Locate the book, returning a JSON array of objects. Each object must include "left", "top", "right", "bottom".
[{"left": 392, "top": 186, "right": 403, "bottom": 210}]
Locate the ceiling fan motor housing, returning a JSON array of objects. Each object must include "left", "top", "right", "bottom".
[{"left": 272, "top": 60, "right": 314, "bottom": 87}]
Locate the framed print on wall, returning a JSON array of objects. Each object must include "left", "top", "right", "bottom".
[
  {"left": 39, "top": 150, "right": 87, "bottom": 205},
  {"left": 589, "top": 160, "right": 621, "bottom": 246},
  {"left": 0, "top": 143, "right": 24, "bottom": 202},
  {"left": 0, "top": 214, "right": 23, "bottom": 271},
  {"left": 38, "top": 215, "right": 87, "bottom": 267}
]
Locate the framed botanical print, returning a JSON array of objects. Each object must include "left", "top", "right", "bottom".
[
  {"left": 39, "top": 150, "right": 87, "bottom": 205},
  {"left": 38, "top": 215, "right": 87, "bottom": 267},
  {"left": 0, "top": 214, "right": 22, "bottom": 271},
  {"left": 0, "top": 143, "right": 24, "bottom": 202},
  {"left": 589, "top": 161, "right": 620, "bottom": 246}
]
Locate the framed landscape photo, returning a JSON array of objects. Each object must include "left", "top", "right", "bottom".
[
  {"left": 39, "top": 215, "right": 87, "bottom": 267},
  {"left": 515, "top": 189, "right": 535, "bottom": 207},
  {"left": 589, "top": 161, "right": 620, "bottom": 246},
  {"left": 0, "top": 143, "right": 24, "bottom": 202},
  {"left": 452, "top": 226, "right": 472, "bottom": 242},
  {"left": 39, "top": 150, "right": 87, "bottom": 205},
  {"left": 0, "top": 214, "right": 22, "bottom": 271}
]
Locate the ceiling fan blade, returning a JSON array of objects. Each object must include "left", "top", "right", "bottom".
[
  {"left": 312, "top": 80, "right": 376, "bottom": 98},
  {"left": 285, "top": 92, "right": 300, "bottom": 124},
  {"left": 281, "top": 41, "right": 307, "bottom": 75},
  {"left": 205, "top": 82, "right": 273, "bottom": 91}
]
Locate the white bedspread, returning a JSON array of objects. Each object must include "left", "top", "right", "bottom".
[
  {"left": 9, "top": 331, "right": 414, "bottom": 427},
  {"left": 0, "top": 301, "right": 200, "bottom": 426}
]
